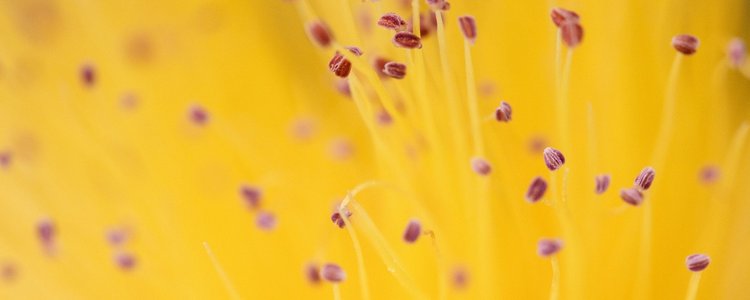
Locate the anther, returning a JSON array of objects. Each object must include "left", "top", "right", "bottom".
[
  {"left": 114, "top": 251, "right": 137, "bottom": 271},
  {"left": 471, "top": 157, "right": 492, "bottom": 176},
  {"left": 526, "top": 176, "right": 548, "bottom": 203},
  {"left": 189, "top": 105, "right": 209, "bottom": 125},
  {"left": 561, "top": 21, "right": 584, "bottom": 48},
  {"left": 495, "top": 101, "right": 512, "bottom": 122},
  {"left": 1, "top": 263, "right": 16, "bottom": 282},
  {"left": 119, "top": 92, "right": 138, "bottom": 110},
  {"left": 528, "top": 136, "right": 548, "bottom": 154},
  {"left": 620, "top": 187, "right": 644, "bottom": 206},
  {"left": 290, "top": 117, "right": 316, "bottom": 140},
  {"left": 425, "top": 0, "right": 450, "bottom": 11},
  {"left": 595, "top": 174, "right": 611, "bottom": 195},
  {"left": 37, "top": 218, "right": 55, "bottom": 253},
  {"left": 376, "top": 110, "right": 393, "bottom": 126},
  {"left": 328, "top": 48, "right": 362, "bottom": 78},
  {"left": 306, "top": 21, "right": 334, "bottom": 48},
  {"left": 305, "top": 263, "right": 321, "bottom": 284},
  {"left": 458, "top": 16, "right": 477, "bottom": 45},
  {"left": 329, "top": 138, "right": 354, "bottom": 160},
  {"left": 106, "top": 227, "right": 130, "bottom": 247},
  {"left": 402, "top": 219, "right": 421, "bottom": 243},
  {"left": 698, "top": 165, "right": 720, "bottom": 185},
  {"left": 372, "top": 57, "right": 390, "bottom": 78},
  {"left": 634, "top": 166, "right": 656, "bottom": 191},
  {"left": 686, "top": 254, "right": 710, "bottom": 272},
  {"left": 331, "top": 209, "right": 352, "bottom": 228},
  {"left": 383, "top": 62, "right": 407, "bottom": 79},
  {"left": 256, "top": 211, "right": 277, "bottom": 231},
  {"left": 550, "top": 8, "right": 580, "bottom": 28},
  {"left": 80, "top": 63, "right": 96, "bottom": 88},
  {"left": 320, "top": 263, "right": 346, "bottom": 282},
  {"left": 239, "top": 184, "right": 262, "bottom": 209},
  {"left": 452, "top": 266, "right": 469, "bottom": 289},
  {"left": 378, "top": 13, "right": 408, "bottom": 32},
  {"left": 672, "top": 34, "right": 699, "bottom": 55},
  {"left": 543, "top": 147, "right": 565, "bottom": 171},
  {"left": 0, "top": 151, "right": 11, "bottom": 169},
  {"left": 727, "top": 38, "right": 746, "bottom": 68},
  {"left": 393, "top": 32, "right": 422, "bottom": 49},
  {"left": 537, "top": 238, "right": 563, "bottom": 257}
]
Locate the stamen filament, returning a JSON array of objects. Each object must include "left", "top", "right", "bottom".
[
  {"left": 684, "top": 272, "right": 702, "bottom": 300},
  {"left": 638, "top": 53, "right": 684, "bottom": 299},
  {"left": 435, "top": 11, "right": 470, "bottom": 168},
  {"left": 338, "top": 200, "right": 371, "bottom": 300},
  {"left": 202, "top": 242, "right": 243, "bottom": 300},
  {"left": 333, "top": 283, "right": 343, "bottom": 300},
  {"left": 340, "top": 195, "right": 428, "bottom": 299},
  {"left": 556, "top": 49, "right": 574, "bottom": 152},
  {"left": 425, "top": 230, "right": 448, "bottom": 300},
  {"left": 550, "top": 256, "right": 561, "bottom": 300},
  {"left": 464, "top": 40, "right": 484, "bottom": 155}
]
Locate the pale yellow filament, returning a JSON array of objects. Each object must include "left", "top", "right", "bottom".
[{"left": 202, "top": 242, "right": 242, "bottom": 300}]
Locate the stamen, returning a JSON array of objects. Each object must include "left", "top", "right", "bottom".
[
  {"left": 672, "top": 34, "right": 700, "bottom": 55},
  {"left": 685, "top": 254, "right": 710, "bottom": 300},
  {"left": 80, "top": 63, "right": 96, "bottom": 88},
  {"left": 1, "top": 263, "right": 16, "bottom": 282},
  {"left": 537, "top": 238, "right": 563, "bottom": 257},
  {"left": 560, "top": 21, "right": 584, "bottom": 48},
  {"left": 392, "top": 32, "right": 422, "bottom": 49},
  {"left": 526, "top": 176, "right": 548, "bottom": 203},
  {"left": 376, "top": 109, "right": 393, "bottom": 126},
  {"left": 372, "top": 57, "right": 391, "bottom": 78},
  {"left": 256, "top": 211, "right": 277, "bottom": 231},
  {"left": 329, "top": 138, "right": 354, "bottom": 160},
  {"left": 239, "top": 184, "right": 262, "bottom": 209},
  {"left": 457, "top": 16, "right": 477, "bottom": 45},
  {"left": 402, "top": 219, "right": 421, "bottom": 243},
  {"left": 335, "top": 80, "right": 351, "bottom": 97},
  {"left": 470, "top": 157, "right": 492, "bottom": 176},
  {"left": 106, "top": 226, "right": 130, "bottom": 247},
  {"left": 378, "top": 13, "right": 408, "bottom": 32},
  {"left": 425, "top": 0, "right": 450, "bottom": 11},
  {"left": 331, "top": 209, "right": 352, "bottom": 228},
  {"left": 306, "top": 21, "right": 333, "bottom": 47},
  {"left": 114, "top": 251, "right": 137, "bottom": 271},
  {"left": 698, "top": 165, "right": 720, "bottom": 185},
  {"left": 528, "top": 136, "right": 548, "bottom": 154},
  {"left": 305, "top": 263, "right": 321, "bottom": 284},
  {"left": 543, "top": 147, "right": 566, "bottom": 171},
  {"left": 550, "top": 8, "right": 579, "bottom": 27},
  {"left": 727, "top": 38, "right": 746, "bottom": 68},
  {"left": 686, "top": 254, "right": 710, "bottom": 272},
  {"left": 594, "top": 174, "right": 611, "bottom": 195},
  {"left": 451, "top": 266, "right": 468, "bottom": 289},
  {"left": 37, "top": 218, "right": 55, "bottom": 255},
  {"left": 320, "top": 263, "right": 346, "bottom": 282},
  {"left": 290, "top": 117, "right": 316, "bottom": 140},
  {"left": 634, "top": 166, "right": 656, "bottom": 191},
  {"left": 494, "top": 101, "right": 512, "bottom": 122},
  {"left": 383, "top": 62, "right": 407, "bottom": 79},
  {"left": 119, "top": 92, "right": 138, "bottom": 110},
  {"left": 620, "top": 187, "right": 644, "bottom": 206},
  {"left": 0, "top": 151, "right": 11, "bottom": 169},
  {"left": 188, "top": 105, "right": 209, "bottom": 126},
  {"left": 202, "top": 242, "right": 242, "bottom": 300}
]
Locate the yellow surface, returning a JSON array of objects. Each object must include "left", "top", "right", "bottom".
[{"left": 0, "top": 0, "right": 748, "bottom": 299}]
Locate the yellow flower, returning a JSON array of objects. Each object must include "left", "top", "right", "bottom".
[{"left": 0, "top": 0, "right": 749, "bottom": 299}]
